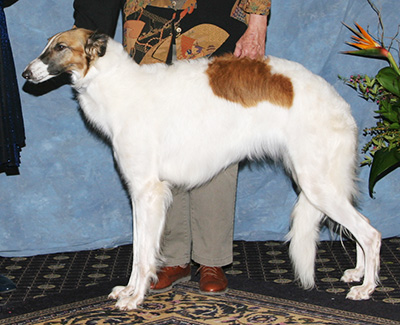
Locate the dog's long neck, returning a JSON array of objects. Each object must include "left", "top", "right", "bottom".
[
  {"left": 73, "top": 39, "right": 142, "bottom": 139},
  {"left": 74, "top": 39, "right": 132, "bottom": 89}
]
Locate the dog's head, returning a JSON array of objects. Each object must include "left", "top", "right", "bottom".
[{"left": 22, "top": 28, "right": 108, "bottom": 84}]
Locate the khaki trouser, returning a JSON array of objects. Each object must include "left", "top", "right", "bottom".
[{"left": 161, "top": 164, "right": 238, "bottom": 267}]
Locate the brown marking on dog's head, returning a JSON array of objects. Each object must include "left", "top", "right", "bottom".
[
  {"left": 206, "top": 54, "right": 294, "bottom": 108},
  {"left": 39, "top": 28, "right": 108, "bottom": 78}
]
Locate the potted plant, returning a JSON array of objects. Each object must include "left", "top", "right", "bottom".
[{"left": 341, "top": 17, "right": 400, "bottom": 197}]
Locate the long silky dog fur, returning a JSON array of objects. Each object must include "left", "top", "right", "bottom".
[{"left": 23, "top": 28, "right": 381, "bottom": 310}]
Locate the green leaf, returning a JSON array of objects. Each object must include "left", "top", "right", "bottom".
[
  {"left": 376, "top": 67, "right": 400, "bottom": 97},
  {"left": 368, "top": 148, "right": 400, "bottom": 197},
  {"left": 342, "top": 48, "right": 388, "bottom": 59},
  {"left": 381, "top": 111, "right": 398, "bottom": 123}
]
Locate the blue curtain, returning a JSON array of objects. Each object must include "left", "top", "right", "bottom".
[{"left": 0, "top": 0, "right": 399, "bottom": 257}]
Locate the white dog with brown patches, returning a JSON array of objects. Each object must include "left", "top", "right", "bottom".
[{"left": 23, "top": 28, "right": 381, "bottom": 310}]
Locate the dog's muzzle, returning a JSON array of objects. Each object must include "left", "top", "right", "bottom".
[{"left": 22, "top": 59, "right": 54, "bottom": 83}]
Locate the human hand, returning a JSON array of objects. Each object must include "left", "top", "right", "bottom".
[{"left": 234, "top": 14, "right": 268, "bottom": 59}]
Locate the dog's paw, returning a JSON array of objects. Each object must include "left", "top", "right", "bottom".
[
  {"left": 115, "top": 295, "right": 144, "bottom": 311},
  {"left": 346, "top": 284, "right": 374, "bottom": 300},
  {"left": 109, "top": 285, "right": 145, "bottom": 310},
  {"left": 341, "top": 268, "right": 363, "bottom": 283},
  {"left": 108, "top": 285, "right": 133, "bottom": 300}
]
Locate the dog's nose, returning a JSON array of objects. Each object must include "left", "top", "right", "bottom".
[{"left": 22, "top": 69, "right": 32, "bottom": 80}]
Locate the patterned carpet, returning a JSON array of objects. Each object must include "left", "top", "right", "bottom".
[
  {"left": 229, "top": 239, "right": 400, "bottom": 304},
  {"left": 0, "top": 238, "right": 399, "bottom": 323},
  {"left": 1, "top": 282, "right": 396, "bottom": 325}
]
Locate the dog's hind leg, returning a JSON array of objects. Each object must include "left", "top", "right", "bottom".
[
  {"left": 286, "top": 192, "right": 324, "bottom": 289},
  {"left": 326, "top": 202, "right": 380, "bottom": 300},
  {"left": 334, "top": 207, "right": 381, "bottom": 300},
  {"left": 286, "top": 116, "right": 380, "bottom": 299},
  {"left": 109, "top": 179, "right": 172, "bottom": 310},
  {"left": 341, "top": 242, "right": 365, "bottom": 283},
  {"left": 300, "top": 186, "right": 381, "bottom": 300}
]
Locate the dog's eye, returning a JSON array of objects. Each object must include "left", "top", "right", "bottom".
[{"left": 54, "top": 43, "right": 67, "bottom": 52}]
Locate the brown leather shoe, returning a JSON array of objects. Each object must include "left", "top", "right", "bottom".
[
  {"left": 150, "top": 265, "right": 191, "bottom": 293},
  {"left": 198, "top": 266, "right": 228, "bottom": 295}
]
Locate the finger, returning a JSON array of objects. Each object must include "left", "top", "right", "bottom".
[{"left": 233, "top": 45, "right": 242, "bottom": 58}]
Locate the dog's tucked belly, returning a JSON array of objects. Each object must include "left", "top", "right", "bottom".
[{"left": 157, "top": 130, "right": 285, "bottom": 188}]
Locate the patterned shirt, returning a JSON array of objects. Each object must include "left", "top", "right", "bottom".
[
  {"left": 125, "top": 0, "right": 271, "bottom": 19},
  {"left": 124, "top": 0, "right": 271, "bottom": 63}
]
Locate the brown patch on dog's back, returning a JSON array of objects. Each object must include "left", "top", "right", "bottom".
[{"left": 206, "top": 54, "right": 294, "bottom": 108}]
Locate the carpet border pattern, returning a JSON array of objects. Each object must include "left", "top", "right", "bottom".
[{"left": 0, "top": 282, "right": 395, "bottom": 325}]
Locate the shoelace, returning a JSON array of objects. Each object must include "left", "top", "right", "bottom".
[{"left": 197, "top": 266, "right": 221, "bottom": 279}]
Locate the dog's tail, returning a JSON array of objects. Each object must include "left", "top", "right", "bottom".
[{"left": 285, "top": 192, "right": 324, "bottom": 289}]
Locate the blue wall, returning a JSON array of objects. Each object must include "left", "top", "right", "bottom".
[{"left": 1, "top": 0, "right": 399, "bottom": 257}]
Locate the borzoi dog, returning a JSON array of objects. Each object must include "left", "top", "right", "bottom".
[{"left": 23, "top": 28, "right": 381, "bottom": 310}]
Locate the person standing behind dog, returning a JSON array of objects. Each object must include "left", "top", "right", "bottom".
[
  {"left": 73, "top": 0, "right": 124, "bottom": 37},
  {"left": 73, "top": 0, "right": 270, "bottom": 295},
  {"left": 123, "top": 0, "right": 270, "bottom": 295}
]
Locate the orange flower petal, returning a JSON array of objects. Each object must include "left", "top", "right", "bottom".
[
  {"left": 355, "top": 22, "right": 380, "bottom": 47},
  {"left": 347, "top": 42, "right": 371, "bottom": 50},
  {"left": 351, "top": 35, "right": 370, "bottom": 44},
  {"left": 350, "top": 39, "right": 371, "bottom": 48}
]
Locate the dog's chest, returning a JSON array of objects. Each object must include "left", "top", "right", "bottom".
[{"left": 77, "top": 90, "right": 114, "bottom": 137}]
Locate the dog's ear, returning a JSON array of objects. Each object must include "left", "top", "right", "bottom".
[{"left": 85, "top": 32, "right": 108, "bottom": 62}]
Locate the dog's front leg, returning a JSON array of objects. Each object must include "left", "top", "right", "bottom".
[{"left": 109, "top": 180, "right": 172, "bottom": 310}]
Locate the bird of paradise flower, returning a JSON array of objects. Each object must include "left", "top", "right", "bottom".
[{"left": 343, "top": 22, "right": 400, "bottom": 75}]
